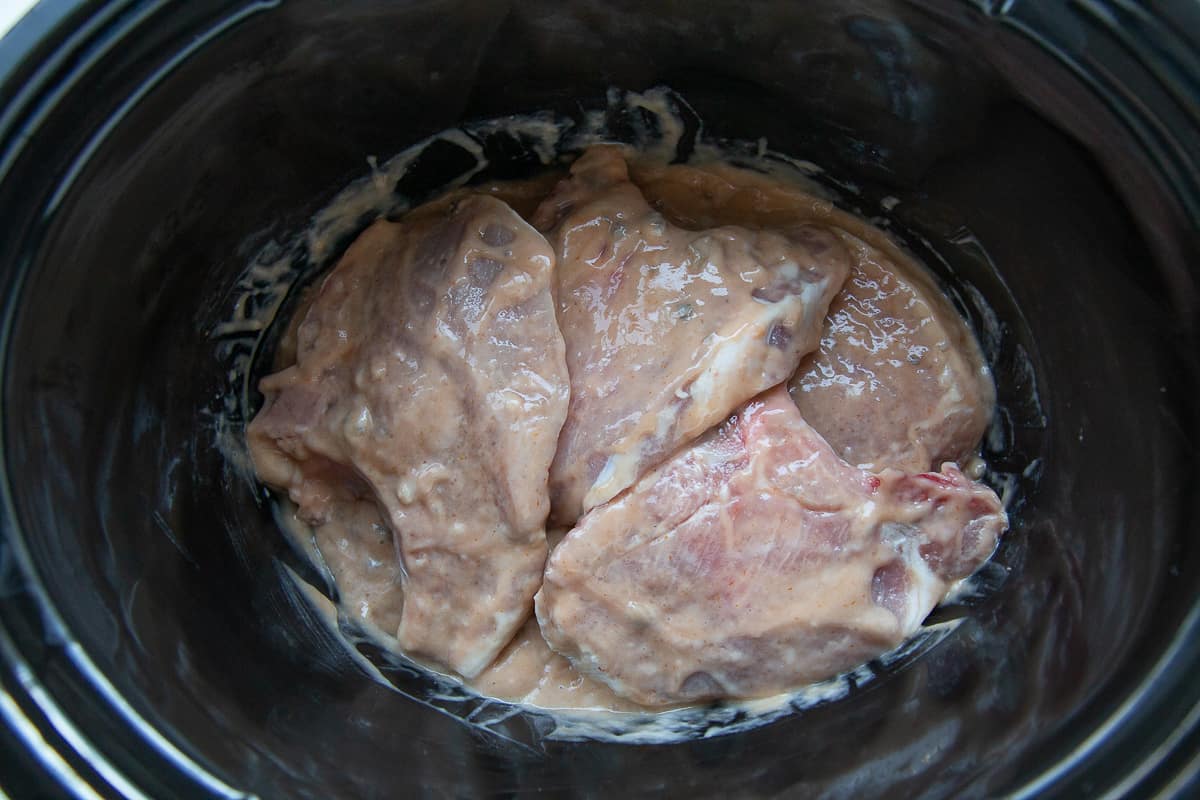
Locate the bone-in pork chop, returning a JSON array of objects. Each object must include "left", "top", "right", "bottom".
[
  {"left": 536, "top": 386, "right": 1006, "bottom": 705},
  {"left": 248, "top": 195, "right": 569, "bottom": 677},
  {"left": 629, "top": 159, "right": 994, "bottom": 472},
  {"left": 533, "top": 146, "right": 850, "bottom": 524}
]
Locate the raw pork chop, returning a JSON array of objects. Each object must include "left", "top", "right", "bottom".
[
  {"left": 287, "top": 489, "right": 405, "bottom": 641},
  {"left": 631, "top": 159, "right": 994, "bottom": 472},
  {"left": 789, "top": 234, "right": 994, "bottom": 472},
  {"left": 248, "top": 195, "right": 569, "bottom": 677},
  {"left": 536, "top": 386, "right": 1006, "bottom": 706},
  {"left": 533, "top": 146, "right": 850, "bottom": 523}
]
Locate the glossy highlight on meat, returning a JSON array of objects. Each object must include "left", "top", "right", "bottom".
[
  {"left": 789, "top": 233, "right": 994, "bottom": 472},
  {"left": 535, "top": 386, "right": 1006, "bottom": 706},
  {"left": 245, "top": 143, "right": 1007, "bottom": 717},
  {"left": 631, "top": 159, "right": 994, "bottom": 472},
  {"left": 247, "top": 195, "right": 569, "bottom": 677},
  {"left": 534, "top": 146, "right": 851, "bottom": 524}
]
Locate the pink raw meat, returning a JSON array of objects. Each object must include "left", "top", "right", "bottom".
[
  {"left": 536, "top": 386, "right": 1006, "bottom": 705},
  {"left": 248, "top": 195, "right": 569, "bottom": 677},
  {"left": 533, "top": 145, "right": 850, "bottom": 525}
]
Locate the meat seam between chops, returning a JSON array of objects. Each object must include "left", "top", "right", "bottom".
[
  {"left": 535, "top": 386, "right": 1007, "bottom": 706},
  {"left": 533, "top": 145, "right": 851, "bottom": 524}
]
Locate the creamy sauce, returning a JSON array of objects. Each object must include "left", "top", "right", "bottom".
[
  {"left": 536, "top": 385, "right": 1005, "bottom": 706},
  {"left": 214, "top": 87, "right": 1009, "bottom": 742},
  {"left": 629, "top": 158, "right": 995, "bottom": 473},
  {"left": 247, "top": 195, "right": 569, "bottom": 678},
  {"left": 536, "top": 146, "right": 851, "bottom": 523}
]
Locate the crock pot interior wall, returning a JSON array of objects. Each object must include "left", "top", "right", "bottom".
[{"left": 2, "top": 0, "right": 1197, "bottom": 797}]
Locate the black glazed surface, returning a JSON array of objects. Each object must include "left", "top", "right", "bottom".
[{"left": 0, "top": 1, "right": 1197, "bottom": 797}]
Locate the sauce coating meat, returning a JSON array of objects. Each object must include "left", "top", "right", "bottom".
[
  {"left": 535, "top": 386, "right": 1005, "bottom": 706},
  {"left": 534, "top": 146, "right": 849, "bottom": 524},
  {"left": 248, "top": 195, "right": 569, "bottom": 677},
  {"left": 790, "top": 233, "right": 994, "bottom": 472},
  {"left": 632, "top": 160, "right": 994, "bottom": 472},
  {"left": 247, "top": 145, "right": 1006, "bottom": 715}
]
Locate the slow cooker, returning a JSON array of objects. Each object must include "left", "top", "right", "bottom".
[{"left": 0, "top": 1, "right": 1197, "bottom": 797}]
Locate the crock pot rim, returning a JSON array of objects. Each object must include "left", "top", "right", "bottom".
[{"left": 0, "top": 4, "right": 278, "bottom": 797}]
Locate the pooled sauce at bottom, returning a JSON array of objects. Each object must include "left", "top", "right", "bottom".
[{"left": 249, "top": 146, "right": 1003, "bottom": 724}]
